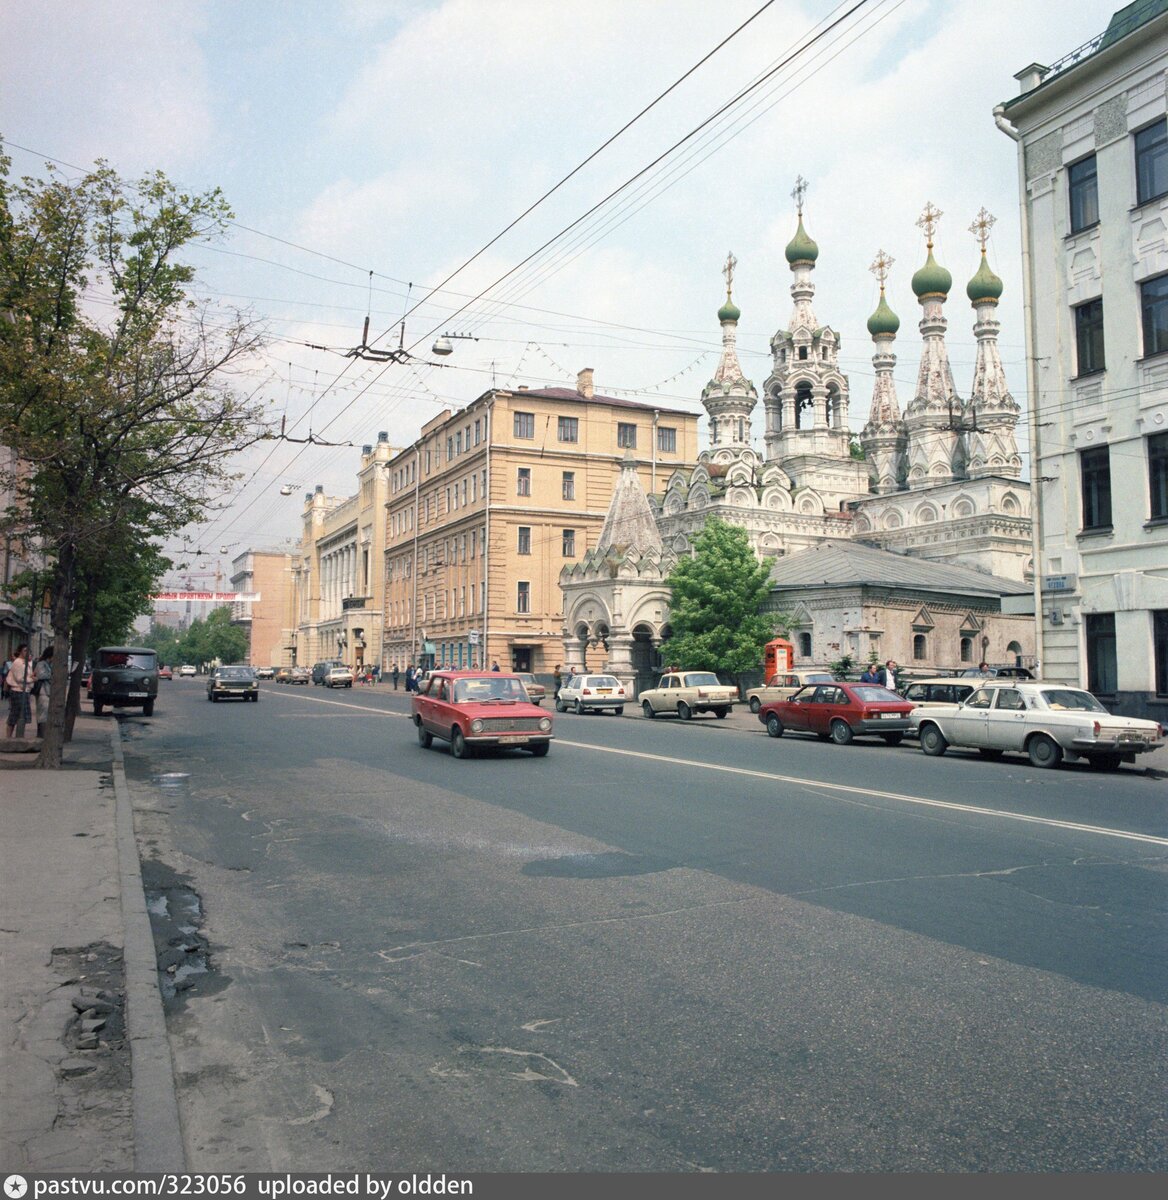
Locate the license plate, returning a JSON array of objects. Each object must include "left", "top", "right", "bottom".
[
  {"left": 127, "top": 692, "right": 148, "bottom": 698},
  {"left": 880, "top": 712, "right": 898, "bottom": 718},
  {"left": 597, "top": 689, "right": 612, "bottom": 694},
  {"left": 498, "top": 735, "right": 530, "bottom": 744}
]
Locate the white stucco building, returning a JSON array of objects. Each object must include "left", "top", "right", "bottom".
[{"left": 996, "top": 0, "right": 1168, "bottom": 718}]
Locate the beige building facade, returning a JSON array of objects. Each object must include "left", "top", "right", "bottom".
[
  {"left": 382, "top": 371, "right": 699, "bottom": 676},
  {"left": 229, "top": 548, "right": 294, "bottom": 668}
]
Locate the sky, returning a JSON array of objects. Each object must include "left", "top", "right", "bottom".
[{"left": 1, "top": 0, "right": 1120, "bottom": 586}]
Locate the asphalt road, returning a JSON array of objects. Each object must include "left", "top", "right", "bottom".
[{"left": 118, "top": 679, "right": 1168, "bottom": 1172}]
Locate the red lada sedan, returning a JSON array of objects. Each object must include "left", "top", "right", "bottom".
[
  {"left": 412, "top": 669, "right": 554, "bottom": 758},
  {"left": 758, "top": 681, "right": 915, "bottom": 746}
]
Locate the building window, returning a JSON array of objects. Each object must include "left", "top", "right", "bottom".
[
  {"left": 447, "top": 436, "right": 454, "bottom": 459},
  {"left": 474, "top": 419, "right": 481, "bottom": 445},
  {"left": 517, "top": 467, "right": 531, "bottom": 496},
  {"left": 455, "top": 432, "right": 462, "bottom": 455},
  {"left": 1085, "top": 612, "right": 1117, "bottom": 694},
  {"left": 959, "top": 637, "right": 973, "bottom": 663},
  {"left": 1155, "top": 611, "right": 1168, "bottom": 697},
  {"left": 913, "top": 633, "right": 927, "bottom": 661},
  {"left": 1080, "top": 446, "right": 1112, "bottom": 530},
  {"left": 657, "top": 426, "right": 677, "bottom": 453},
  {"left": 1067, "top": 154, "right": 1099, "bottom": 232},
  {"left": 1074, "top": 298, "right": 1105, "bottom": 376},
  {"left": 562, "top": 471, "right": 575, "bottom": 501},
  {"left": 1150, "top": 432, "right": 1168, "bottom": 520},
  {"left": 1136, "top": 118, "right": 1168, "bottom": 206},
  {"left": 517, "top": 526, "right": 531, "bottom": 555},
  {"left": 617, "top": 422, "right": 637, "bottom": 449},
  {"left": 562, "top": 529, "right": 575, "bottom": 557},
  {"left": 558, "top": 416, "right": 578, "bottom": 443},
  {"left": 1141, "top": 274, "right": 1168, "bottom": 358},
  {"left": 514, "top": 411, "right": 535, "bottom": 439},
  {"left": 797, "top": 632, "right": 811, "bottom": 658},
  {"left": 517, "top": 581, "right": 530, "bottom": 613}
]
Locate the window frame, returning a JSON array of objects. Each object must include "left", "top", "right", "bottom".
[
  {"left": 1154, "top": 610, "right": 1168, "bottom": 697},
  {"left": 1074, "top": 297, "right": 1105, "bottom": 377},
  {"left": 517, "top": 526, "right": 531, "bottom": 555},
  {"left": 516, "top": 467, "right": 531, "bottom": 497},
  {"left": 557, "top": 416, "right": 579, "bottom": 443},
  {"left": 562, "top": 528, "right": 575, "bottom": 557},
  {"left": 617, "top": 422, "right": 637, "bottom": 449},
  {"left": 1149, "top": 431, "right": 1168, "bottom": 521},
  {"left": 657, "top": 426, "right": 677, "bottom": 453},
  {"left": 1135, "top": 117, "right": 1168, "bottom": 207},
  {"left": 1067, "top": 153, "right": 1099, "bottom": 233},
  {"left": 1085, "top": 612, "right": 1117, "bottom": 695},
  {"left": 1080, "top": 445, "right": 1113, "bottom": 531},
  {"left": 513, "top": 411, "right": 535, "bottom": 439},
  {"left": 516, "top": 580, "right": 531, "bottom": 614},
  {"left": 1140, "top": 273, "right": 1168, "bottom": 359},
  {"left": 562, "top": 471, "right": 575, "bottom": 501}
]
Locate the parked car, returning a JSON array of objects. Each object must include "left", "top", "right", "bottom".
[
  {"left": 957, "top": 665, "right": 1035, "bottom": 679},
  {"left": 275, "top": 666, "right": 292, "bottom": 683},
  {"left": 323, "top": 664, "right": 354, "bottom": 688},
  {"left": 639, "top": 671, "right": 737, "bottom": 720},
  {"left": 312, "top": 660, "right": 348, "bottom": 686},
  {"left": 158, "top": 665, "right": 173, "bottom": 680},
  {"left": 179, "top": 664, "right": 197, "bottom": 678},
  {"left": 514, "top": 672, "right": 546, "bottom": 705},
  {"left": 758, "top": 681, "right": 914, "bottom": 745},
  {"left": 745, "top": 669, "right": 836, "bottom": 714},
  {"left": 412, "top": 669, "right": 553, "bottom": 758},
  {"left": 206, "top": 665, "right": 259, "bottom": 703},
  {"left": 556, "top": 673, "right": 628, "bottom": 715},
  {"left": 911, "top": 681, "right": 1165, "bottom": 770},
  {"left": 898, "top": 677, "right": 977, "bottom": 735},
  {"left": 255, "top": 666, "right": 276, "bottom": 680},
  {"left": 88, "top": 646, "right": 160, "bottom": 716},
  {"left": 288, "top": 666, "right": 310, "bottom": 685}
]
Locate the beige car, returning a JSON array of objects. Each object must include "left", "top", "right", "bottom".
[
  {"left": 640, "top": 671, "right": 738, "bottom": 721},
  {"left": 745, "top": 669, "right": 836, "bottom": 714}
]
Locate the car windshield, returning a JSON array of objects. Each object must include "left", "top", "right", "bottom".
[
  {"left": 454, "top": 677, "right": 526, "bottom": 703},
  {"left": 218, "top": 667, "right": 254, "bottom": 680},
  {"left": 851, "top": 685, "right": 901, "bottom": 702},
  {"left": 586, "top": 676, "right": 618, "bottom": 687},
  {"left": 684, "top": 673, "right": 720, "bottom": 686},
  {"left": 98, "top": 651, "right": 156, "bottom": 670},
  {"left": 1038, "top": 688, "right": 1108, "bottom": 713}
]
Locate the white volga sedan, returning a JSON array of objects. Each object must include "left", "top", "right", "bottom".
[{"left": 911, "top": 681, "right": 1164, "bottom": 770}]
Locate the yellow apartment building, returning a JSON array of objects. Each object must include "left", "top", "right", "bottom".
[{"left": 382, "top": 370, "right": 699, "bottom": 677}]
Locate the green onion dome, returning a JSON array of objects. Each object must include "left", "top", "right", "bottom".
[
  {"left": 966, "top": 249, "right": 1004, "bottom": 303},
  {"left": 866, "top": 291, "right": 900, "bottom": 337},
  {"left": 718, "top": 296, "right": 741, "bottom": 322},
  {"left": 911, "top": 246, "right": 952, "bottom": 298},
  {"left": 785, "top": 216, "right": 819, "bottom": 265}
]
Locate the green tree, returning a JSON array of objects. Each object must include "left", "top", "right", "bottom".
[
  {"left": 0, "top": 145, "right": 266, "bottom": 765},
  {"left": 661, "top": 517, "right": 778, "bottom": 690},
  {"left": 178, "top": 607, "right": 247, "bottom": 669}
]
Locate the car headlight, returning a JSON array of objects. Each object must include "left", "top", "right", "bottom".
[
  {"left": 470, "top": 719, "right": 484, "bottom": 734},
  {"left": 539, "top": 717, "right": 552, "bottom": 732}
]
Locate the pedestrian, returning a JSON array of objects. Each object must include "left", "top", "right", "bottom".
[
  {"left": 392, "top": 663, "right": 400, "bottom": 690},
  {"left": 859, "top": 662, "right": 878, "bottom": 684},
  {"left": 0, "top": 653, "right": 10, "bottom": 699},
  {"left": 552, "top": 663, "right": 562, "bottom": 699},
  {"left": 875, "top": 659, "right": 898, "bottom": 691},
  {"left": 491, "top": 660, "right": 501, "bottom": 672},
  {"left": 5, "top": 643, "right": 33, "bottom": 739},
  {"left": 977, "top": 660, "right": 990, "bottom": 675},
  {"left": 372, "top": 663, "right": 380, "bottom": 685},
  {"left": 406, "top": 665, "right": 416, "bottom": 692},
  {"left": 33, "top": 645, "right": 53, "bottom": 735}
]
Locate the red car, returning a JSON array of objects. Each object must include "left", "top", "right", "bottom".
[
  {"left": 158, "top": 665, "right": 173, "bottom": 680},
  {"left": 412, "top": 669, "right": 554, "bottom": 759},
  {"left": 757, "top": 681, "right": 914, "bottom": 746}
]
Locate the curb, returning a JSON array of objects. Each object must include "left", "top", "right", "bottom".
[{"left": 109, "top": 722, "right": 187, "bottom": 1171}]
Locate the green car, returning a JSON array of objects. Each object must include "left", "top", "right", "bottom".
[
  {"left": 88, "top": 646, "right": 159, "bottom": 716},
  {"left": 207, "top": 665, "right": 259, "bottom": 703}
]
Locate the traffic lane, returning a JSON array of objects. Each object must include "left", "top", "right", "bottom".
[
  {"left": 149, "top": 689, "right": 1168, "bottom": 1006},
  {"left": 121, "top": 707, "right": 1168, "bottom": 1171}
]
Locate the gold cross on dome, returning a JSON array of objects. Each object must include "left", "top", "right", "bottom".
[
  {"left": 723, "top": 251, "right": 737, "bottom": 296},
  {"left": 916, "top": 202, "right": 943, "bottom": 244},
  {"left": 792, "top": 175, "right": 808, "bottom": 215},
  {"left": 869, "top": 250, "right": 894, "bottom": 289},
  {"left": 968, "top": 207, "right": 996, "bottom": 250}
]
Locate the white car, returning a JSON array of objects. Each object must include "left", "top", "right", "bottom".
[
  {"left": 639, "top": 671, "right": 738, "bottom": 720},
  {"left": 745, "top": 669, "right": 836, "bottom": 714},
  {"left": 911, "top": 681, "right": 1164, "bottom": 770},
  {"left": 555, "top": 673, "right": 627, "bottom": 715},
  {"left": 179, "top": 664, "right": 197, "bottom": 677}
]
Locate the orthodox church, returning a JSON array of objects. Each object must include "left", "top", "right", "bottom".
[{"left": 561, "top": 183, "right": 1035, "bottom": 686}]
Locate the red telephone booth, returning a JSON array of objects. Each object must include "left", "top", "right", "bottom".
[{"left": 763, "top": 637, "right": 794, "bottom": 681}]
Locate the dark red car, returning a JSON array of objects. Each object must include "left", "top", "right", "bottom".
[
  {"left": 757, "top": 681, "right": 914, "bottom": 746},
  {"left": 412, "top": 669, "right": 554, "bottom": 759}
]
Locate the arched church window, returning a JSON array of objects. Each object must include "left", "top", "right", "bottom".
[
  {"left": 796, "top": 382, "right": 813, "bottom": 429},
  {"left": 960, "top": 637, "right": 973, "bottom": 663},
  {"left": 710, "top": 418, "right": 718, "bottom": 444},
  {"left": 913, "top": 633, "right": 927, "bottom": 661},
  {"left": 798, "top": 632, "right": 812, "bottom": 658},
  {"left": 737, "top": 418, "right": 744, "bottom": 441},
  {"left": 799, "top": 346, "right": 808, "bottom": 361},
  {"left": 1007, "top": 640, "right": 1023, "bottom": 665}
]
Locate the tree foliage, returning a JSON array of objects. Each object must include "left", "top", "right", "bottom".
[
  {"left": 661, "top": 517, "right": 779, "bottom": 680},
  {"left": 0, "top": 144, "right": 268, "bottom": 764},
  {"left": 143, "top": 607, "right": 248, "bottom": 669}
]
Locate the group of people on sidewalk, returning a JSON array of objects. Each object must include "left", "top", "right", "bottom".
[
  {"left": 859, "top": 659, "right": 899, "bottom": 690},
  {"left": 1, "top": 642, "right": 53, "bottom": 739}
]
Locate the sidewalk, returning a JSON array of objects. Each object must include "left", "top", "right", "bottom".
[{"left": 0, "top": 715, "right": 183, "bottom": 1172}]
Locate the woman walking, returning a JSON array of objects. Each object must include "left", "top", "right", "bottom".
[
  {"left": 5, "top": 643, "right": 33, "bottom": 739},
  {"left": 33, "top": 645, "right": 53, "bottom": 736}
]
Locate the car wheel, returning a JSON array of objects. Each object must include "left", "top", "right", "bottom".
[
  {"left": 977, "top": 748, "right": 1004, "bottom": 760},
  {"left": 677, "top": 701, "right": 692, "bottom": 721},
  {"left": 830, "top": 719, "right": 853, "bottom": 745},
  {"left": 555, "top": 698, "right": 566, "bottom": 713},
  {"left": 93, "top": 700, "right": 103, "bottom": 716},
  {"left": 766, "top": 714, "right": 784, "bottom": 738},
  {"left": 251, "top": 694, "right": 259, "bottom": 703},
  {"left": 749, "top": 697, "right": 761, "bottom": 714},
  {"left": 575, "top": 699, "right": 585, "bottom": 716},
  {"left": 1088, "top": 754, "right": 1122, "bottom": 772},
  {"left": 642, "top": 700, "right": 655, "bottom": 719},
  {"left": 613, "top": 706, "right": 623, "bottom": 717},
  {"left": 416, "top": 722, "right": 432, "bottom": 749},
  {"left": 919, "top": 725, "right": 948, "bottom": 757},
  {"left": 530, "top": 742, "right": 550, "bottom": 757},
  {"left": 143, "top": 700, "right": 155, "bottom": 717},
  {"left": 881, "top": 732, "right": 903, "bottom": 746},
  {"left": 714, "top": 707, "right": 729, "bottom": 719},
  {"left": 1027, "top": 733, "right": 1063, "bottom": 769},
  {"left": 451, "top": 727, "right": 471, "bottom": 759}
]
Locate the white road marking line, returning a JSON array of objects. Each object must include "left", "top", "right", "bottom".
[{"left": 264, "top": 690, "right": 1168, "bottom": 848}]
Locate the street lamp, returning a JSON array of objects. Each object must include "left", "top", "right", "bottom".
[{"left": 431, "top": 331, "right": 478, "bottom": 356}]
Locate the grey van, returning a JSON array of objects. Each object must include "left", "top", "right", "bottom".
[
  {"left": 312, "top": 660, "right": 347, "bottom": 685},
  {"left": 88, "top": 646, "right": 159, "bottom": 716}
]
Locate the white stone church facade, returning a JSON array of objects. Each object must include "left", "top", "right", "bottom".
[{"left": 562, "top": 189, "right": 1036, "bottom": 688}]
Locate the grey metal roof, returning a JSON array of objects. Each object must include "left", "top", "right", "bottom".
[{"left": 767, "top": 540, "right": 1029, "bottom": 598}]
